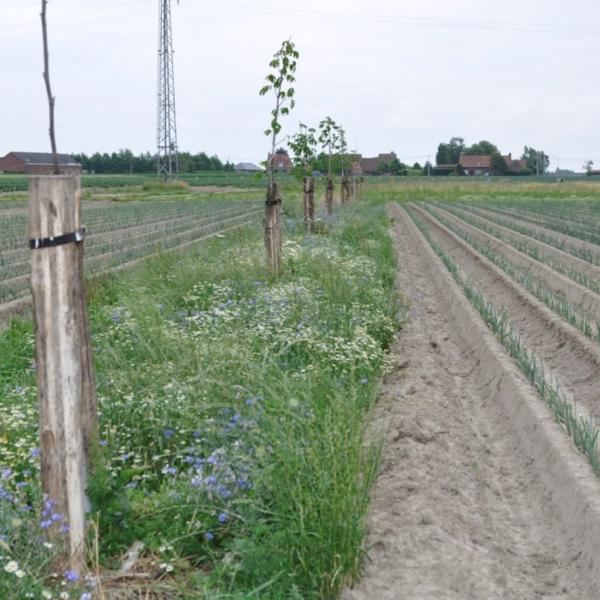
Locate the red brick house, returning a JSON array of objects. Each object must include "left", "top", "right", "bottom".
[
  {"left": 459, "top": 154, "right": 491, "bottom": 176},
  {"left": 0, "top": 152, "right": 82, "bottom": 175},
  {"left": 267, "top": 153, "right": 293, "bottom": 173}
]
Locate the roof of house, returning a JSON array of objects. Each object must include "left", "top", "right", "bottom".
[
  {"left": 459, "top": 154, "right": 491, "bottom": 169},
  {"left": 268, "top": 153, "right": 293, "bottom": 168},
  {"left": 234, "top": 162, "right": 262, "bottom": 171},
  {"left": 360, "top": 152, "right": 397, "bottom": 173},
  {"left": 8, "top": 152, "right": 81, "bottom": 167}
]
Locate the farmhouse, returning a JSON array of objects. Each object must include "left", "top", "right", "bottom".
[
  {"left": 459, "top": 154, "right": 491, "bottom": 176},
  {"left": 234, "top": 162, "right": 263, "bottom": 173},
  {"left": 0, "top": 151, "right": 82, "bottom": 175},
  {"left": 267, "top": 153, "right": 293, "bottom": 173},
  {"left": 353, "top": 152, "right": 398, "bottom": 176}
]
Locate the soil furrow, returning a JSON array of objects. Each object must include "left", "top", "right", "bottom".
[
  {"left": 427, "top": 203, "right": 600, "bottom": 322},
  {"left": 411, "top": 203, "right": 600, "bottom": 423},
  {"left": 462, "top": 204, "right": 600, "bottom": 264},
  {"left": 443, "top": 204, "right": 600, "bottom": 286},
  {"left": 343, "top": 204, "right": 600, "bottom": 600}
]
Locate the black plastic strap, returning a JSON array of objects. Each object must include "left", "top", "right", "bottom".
[
  {"left": 265, "top": 198, "right": 282, "bottom": 206},
  {"left": 29, "top": 228, "right": 86, "bottom": 250}
]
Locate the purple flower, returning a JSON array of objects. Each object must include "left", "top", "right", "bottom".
[
  {"left": 51, "top": 512, "right": 63, "bottom": 522},
  {"left": 164, "top": 466, "right": 177, "bottom": 475},
  {"left": 163, "top": 429, "right": 174, "bottom": 438},
  {"left": 218, "top": 512, "right": 228, "bottom": 524},
  {"left": 1, "top": 468, "right": 11, "bottom": 481},
  {"left": 14, "top": 386, "right": 24, "bottom": 394},
  {"left": 204, "top": 532, "right": 214, "bottom": 541},
  {"left": 40, "top": 519, "right": 52, "bottom": 529},
  {"left": 30, "top": 447, "right": 41, "bottom": 458},
  {"left": 99, "top": 439, "right": 108, "bottom": 447},
  {"left": 64, "top": 569, "right": 79, "bottom": 582}
]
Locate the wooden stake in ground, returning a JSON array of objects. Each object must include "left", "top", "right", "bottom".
[
  {"left": 326, "top": 176, "right": 334, "bottom": 216},
  {"left": 303, "top": 176, "right": 315, "bottom": 232},
  {"left": 265, "top": 181, "right": 282, "bottom": 273},
  {"left": 360, "top": 176, "right": 364, "bottom": 201},
  {"left": 341, "top": 175, "right": 350, "bottom": 204},
  {"left": 29, "top": 175, "right": 97, "bottom": 573}
]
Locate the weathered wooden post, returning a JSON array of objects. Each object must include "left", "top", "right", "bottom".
[
  {"left": 265, "top": 181, "right": 282, "bottom": 273},
  {"left": 326, "top": 176, "right": 334, "bottom": 216},
  {"left": 341, "top": 175, "right": 350, "bottom": 204},
  {"left": 360, "top": 176, "right": 364, "bottom": 201},
  {"left": 303, "top": 176, "right": 315, "bottom": 232},
  {"left": 29, "top": 174, "right": 97, "bottom": 574}
]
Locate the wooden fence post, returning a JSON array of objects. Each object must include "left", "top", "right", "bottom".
[
  {"left": 265, "top": 181, "right": 282, "bottom": 274},
  {"left": 29, "top": 175, "right": 97, "bottom": 574},
  {"left": 326, "top": 177, "right": 334, "bottom": 216},
  {"left": 304, "top": 176, "right": 315, "bottom": 233},
  {"left": 360, "top": 176, "right": 364, "bottom": 201}
]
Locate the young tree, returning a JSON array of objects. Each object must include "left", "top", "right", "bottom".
[
  {"left": 289, "top": 123, "right": 318, "bottom": 231},
  {"left": 318, "top": 116, "right": 340, "bottom": 214},
  {"left": 259, "top": 39, "right": 299, "bottom": 273},
  {"left": 259, "top": 38, "right": 299, "bottom": 185},
  {"left": 584, "top": 160, "right": 594, "bottom": 175}
]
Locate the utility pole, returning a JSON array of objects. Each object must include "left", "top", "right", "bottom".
[{"left": 156, "top": 0, "right": 179, "bottom": 181}]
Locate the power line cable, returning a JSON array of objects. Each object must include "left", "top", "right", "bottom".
[{"left": 182, "top": 1, "right": 600, "bottom": 37}]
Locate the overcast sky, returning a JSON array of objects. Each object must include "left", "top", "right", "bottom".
[{"left": 1, "top": 0, "right": 599, "bottom": 170}]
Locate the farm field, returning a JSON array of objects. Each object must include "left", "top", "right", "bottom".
[
  {"left": 6, "top": 179, "right": 600, "bottom": 597},
  {"left": 0, "top": 196, "right": 263, "bottom": 321},
  {"left": 0, "top": 172, "right": 275, "bottom": 193},
  {"left": 345, "top": 184, "right": 600, "bottom": 598}
]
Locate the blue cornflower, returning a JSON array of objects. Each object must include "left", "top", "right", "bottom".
[
  {"left": 40, "top": 519, "right": 52, "bottom": 529},
  {"left": 99, "top": 439, "right": 108, "bottom": 447},
  {"left": 218, "top": 512, "right": 228, "bottom": 524},
  {"left": 30, "top": 447, "right": 41, "bottom": 458},
  {"left": 64, "top": 569, "right": 79, "bottom": 582},
  {"left": 163, "top": 429, "right": 174, "bottom": 438},
  {"left": 204, "top": 532, "right": 214, "bottom": 541}
]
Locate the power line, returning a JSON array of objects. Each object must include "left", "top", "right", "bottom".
[
  {"left": 0, "top": 1, "right": 152, "bottom": 39},
  {"left": 182, "top": 1, "right": 600, "bottom": 37}
]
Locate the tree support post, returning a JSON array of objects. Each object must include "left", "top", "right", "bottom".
[
  {"left": 304, "top": 176, "right": 315, "bottom": 232},
  {"left": 29, "top": 175, "right": 97, "bottom": 574},
  {"left": 360, "top": 176, "right": 364, "bottom": 201},
  {"left": 341, "top": 176, "right": 350, "bottom": 204},
  {"left": 326, "top": 176, "right": 334, "bottom": 216},
  {"left": 265, "top": 181, "right": 282, "bottom": 274}
]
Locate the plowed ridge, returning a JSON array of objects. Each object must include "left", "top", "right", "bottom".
[{"left": 344, "top": 204, "right": 600, "bottom": 599}]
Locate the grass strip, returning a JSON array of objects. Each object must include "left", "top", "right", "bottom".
[{"left": 0, "top": 200, "right": 399, "bottom": 599}]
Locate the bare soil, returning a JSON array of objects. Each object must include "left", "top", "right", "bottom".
[
  {"left": 343, "top": 204, "right": 600, "bottom": 599},
  {"left": 412, "top": 203, "right": 600, "bottom": 423}
]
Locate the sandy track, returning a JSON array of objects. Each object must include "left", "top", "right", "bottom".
[
  {"left": 462, "top": 204, "right": 600, "bottom": 264},
  {"left": 426, "top": 203, "right": 600, "bottom": 322},
  {"left": 411, "top": 203, "right": 600, "bottom": 423},
  {"left": 343, "top": 204, "right": 600, "bottom": 600}
]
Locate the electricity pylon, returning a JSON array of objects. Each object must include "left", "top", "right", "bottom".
[{"left": 156, "top": 0, "right": 178, "bottom": 180}]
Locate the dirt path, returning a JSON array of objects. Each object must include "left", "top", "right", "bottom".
[{"left": 343, "top": 204, "right": 600, "bottom": 600}]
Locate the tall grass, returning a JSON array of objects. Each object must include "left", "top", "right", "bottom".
[{"left": 0, "top": 201, "right": 399, "bottom": 598}]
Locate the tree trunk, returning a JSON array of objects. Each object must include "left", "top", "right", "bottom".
[
  {"left": 360, "top": 176, "right": 364, "bottom": 201},
  {"left": 304, "top": 176, "right": 315, "bottom": 233},
  {"left": 326, "top": 177, "right": 334, "bottom": 216},
  {"left": 264, "top": 181, "right": 282, "bottom": 274},
  {"left": 29, "top": 175, "right": 97, "bottom": 574}
]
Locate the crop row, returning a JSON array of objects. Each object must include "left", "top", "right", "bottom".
[
  {"left": 0, "top": 200, "right": 262, "bottom": 304},
  {"left": 407, "top": 206, "right": 600, "bottom": 477}
]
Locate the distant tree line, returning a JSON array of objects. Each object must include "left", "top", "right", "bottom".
[{"left": 71, "top": 149, "right": 234, "bottom": 174}]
